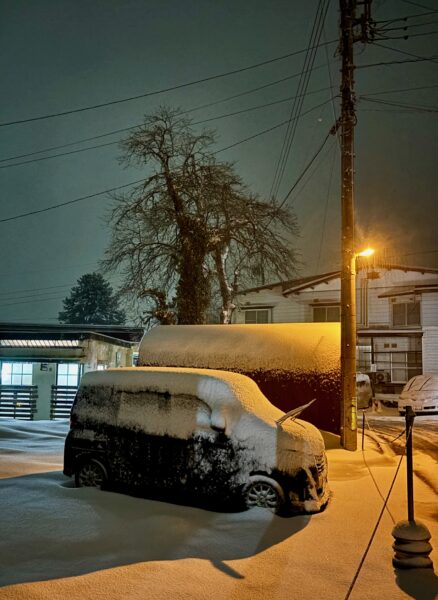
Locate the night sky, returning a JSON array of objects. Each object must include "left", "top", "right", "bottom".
[{"left": 1, "top": 0, "right": 437, "bottom": 323}]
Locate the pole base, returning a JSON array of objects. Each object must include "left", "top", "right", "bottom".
[{"left": 392, "top": 520, "right": 433, "bottom": 569}]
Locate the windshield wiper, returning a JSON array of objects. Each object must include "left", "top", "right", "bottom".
[{"left": 276, "top": 398, "right": 316, "bottom": 425}]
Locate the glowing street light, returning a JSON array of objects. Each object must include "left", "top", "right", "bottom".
[
  {"left": 357, "top": 247, "right": 374, "bottom": 258},
  {"left": 341, "top": 246, "right": 375, "bottom": 451}
]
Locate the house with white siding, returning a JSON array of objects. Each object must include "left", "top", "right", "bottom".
[{"left": 233, "top": 264, "right": 438, "bottom": 398}]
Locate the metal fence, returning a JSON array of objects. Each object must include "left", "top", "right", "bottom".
[
  {"left": 50, "top": 385, "right": 77, "bottom": 420},
  {"left": 0, "top": 385, "right": 38, "bottom": 420}
]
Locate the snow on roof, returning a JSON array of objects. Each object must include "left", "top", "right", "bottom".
[
  {"left": 239, "top": 265, "right": 438, "bottom": 297},
  {"left": 378, "top": 280, "right": 438, "bottom": 298},
  {"left": 139, "top": 323, "right": 340, "bottom": 373},
  {"left": 80, "top": 366, "right": 283, "bottom": 424}
]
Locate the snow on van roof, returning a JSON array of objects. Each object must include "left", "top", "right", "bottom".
[
  {"left": 139, "top": 323, "right": 340, "bottom": 373},
  {"left": 80, "top": 367, "right": 283, "bottom": 423}
]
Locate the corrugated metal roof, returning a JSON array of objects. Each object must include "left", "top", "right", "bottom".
[{"left": 0, "top": 339, "right": 80, "bottom": 348}]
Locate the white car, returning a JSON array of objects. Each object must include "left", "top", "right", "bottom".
[{"left": 398, "top": 374, "right": 438, "bottom": 416}]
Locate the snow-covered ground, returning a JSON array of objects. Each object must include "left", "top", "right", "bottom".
[{"left": 0, "top": 419, "right": 437, "bottom": 600}]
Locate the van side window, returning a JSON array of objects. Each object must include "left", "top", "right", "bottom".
[
  {"left": 74, "top": 385, "right": 118, "bottom": 426},
  {"left": 116, "top": 390, "right": 212, "bottom": 439}
]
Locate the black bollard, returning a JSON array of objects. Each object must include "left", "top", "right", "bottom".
[
  {"left": 392, "top": 405, "right": 433, "bottom": 569},
  {"left": 405, "top": 406, "right": 415, "bottom": 522}
]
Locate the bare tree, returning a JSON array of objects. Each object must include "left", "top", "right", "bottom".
[{"left": 103, "top": 107, "right": 299, "bottom": 324}]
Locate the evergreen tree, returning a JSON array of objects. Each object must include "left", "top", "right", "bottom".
[{"left": 58, "top": 273, "right": 126, "bottom": 325}]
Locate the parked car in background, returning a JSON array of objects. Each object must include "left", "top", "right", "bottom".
[
  {"left": 64, "top": 367, "right": 329, "bottom": 515},
  {"left": 356, "top": 373, "right": 373, "bottom": 409},
  {"left": 398, "top": 374, "right": 438, "bottom": 416}
]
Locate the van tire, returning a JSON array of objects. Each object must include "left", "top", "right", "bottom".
[
  {"left": 75, "top": 458, "right": 108, "bottom": 489},
  {"left": 243, "top": 476, "right": 285, "bottom": 514}
]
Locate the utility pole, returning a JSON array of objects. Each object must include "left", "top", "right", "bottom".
[{"left": 339, "top": 0, "right": 374, "bottom": 450}]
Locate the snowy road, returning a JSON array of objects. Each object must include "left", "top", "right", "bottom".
[
  {"left": 0, "top": 419, "right": 437, "bottom": 600},
  {"left": 362, "top": 412, "right": 438, "bottom": 461}
]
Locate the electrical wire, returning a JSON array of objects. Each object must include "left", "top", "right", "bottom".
[
  {"left": 0, "top": 40, "right": 337, "bottom": 128},
  {"left": 0, "top": 88, "right": 335, "bottom": 170},
  {"left": 375, "top": 28, "right": 438, "bottom": 40},
  {"left": 379, "top": 18, "right": 438, "bottom": 31},
  {"left": 362, "top": 83, "right": 438, "bottom": 95},
  {"left": 270, "top": 0, "right": 331, "bottom": 201},
  {"left": 0, "top": 284, "right": 74, "bottom": 297},
  {"left": 358, "top": 55, "right": 438, "bottom": 68},
  {"left": 401, "top": 0, "right": 438, "bottom": 12},
  {"left": 277, "top": 128, "right": 334, "bottom": 209},
  {"left": 0, "top": 295, "right": 67, "bottom": 309},
  {"left": 371, "top": 42, "right": 438, "bottom": 64},
  {"left": 374, "top": 10, "right": 438, "bottom": 25},
  {"left": 344, "top": 452, "right": 405, "bottom": 600},
  {"left": 0, "top": 63, "right": 336, "bottom": 164},
  {"left": 0, "top": 179, "right": 146, "bottom": 224},
  {"left": 0, "top": 98, "right": 334, "bottom": 224},
  {"left": 360, "top": 97, "right": 438, "bottom": 112}
]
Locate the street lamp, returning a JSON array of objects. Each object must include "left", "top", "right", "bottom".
[{"left": 341, "top": 247, "right": 374, "bottom": 451}]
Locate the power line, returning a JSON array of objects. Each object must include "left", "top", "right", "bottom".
[
  {"left": 360, "top": 97, "right": 438, "bottom": 111},
  {"left": 361, "top": 83, "right": 438, "bottom": 95},
  {"left": 0, "top": 284, "right": 73, "bottom": 298},
  {"left": 278, "top": 127, "right": 334, "bottom": 209},
  {"left": 375, "top": 28, "right": 438, "bottom": 40},
  {"left": 0, "top": 40, "right": 337, "bottom": 128},
  {"left": 401, "top": 0, "right": 438, "bottom": 11},
  {"left": 2, "top": 79, "right": 433, "bottom": 168},
  {"left": 213, "top": 99, "right": 333, "bottom": 155},
  {"left": 0, "top": 98, "right": 333, "bottom": 224},
  {"left": 380, "top": 18, "right": 438, "bottom": 31},
  {"left": 0, "top": 179, "right": 146, "bottom": 224},
  {"left": 358, "top": 55, "right": 438, "bottom": 68},
  {"left": 0, "top": 140, "right": 120, "bottom": 169},
  {"left": 0, "top": 295, "right": 67, "bottom": 309},
  {"left": 374, "top": 10, "right": 438, "bottom": 24},
  {"left": 371, "top": 42, "right": 438, "bottom": 64},
  {"left": 0, "top": 87, "right": 335, "bottom": 170},
  {"left": 270, "top": 0, "right": 331, "bottom": 200},
  {"left": 0, "top": 63, "right": 335, "bottom": 164}
]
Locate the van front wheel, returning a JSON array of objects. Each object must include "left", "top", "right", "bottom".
[
  {"left": 243, "top": 476, "right": 285, "bottom": 514},
  {"left": 75, "top": 458, "right": 107, "bottom": 489}
]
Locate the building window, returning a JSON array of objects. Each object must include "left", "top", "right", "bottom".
[
  {"left": 244, "top": 309, "right": 271, "bottom": 324},
  {"left": 1, "top": 362, "right": 33, "bottom": 385},
  {"left": 392, "top": 301, "right": 420, "bottom": 327},
  {"left": 313, "top": 305, "right": 340, "bottom": 322},
  {"left": 56, "top": 363, "right": 79, "bottom": 387}
]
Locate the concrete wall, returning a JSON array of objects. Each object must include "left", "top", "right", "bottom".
[
  {"left": 32, "top": 362, "right": 56, "bottom": 420},
  {"left": 82, "top": 339, "right": 133, "bottom": 372}
]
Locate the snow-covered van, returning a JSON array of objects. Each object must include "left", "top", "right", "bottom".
[
  {"left": 64, "top": 367, "right": 329, "bottom": 515},
  {"left": 398, "top": 374, "right": 438, "bottom": 416}
]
